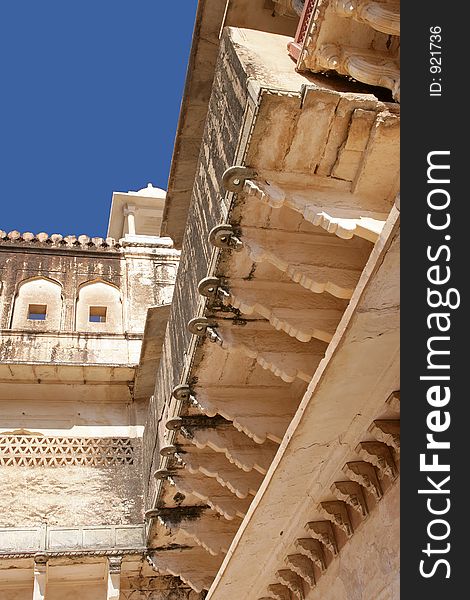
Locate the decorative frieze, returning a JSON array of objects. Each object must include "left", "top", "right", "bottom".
[
  {"left": 0, "top": 435, "right": 134, "bottom": 467},
  {"left": 259, "top": 397, "right": 400, "bottom": 598}
]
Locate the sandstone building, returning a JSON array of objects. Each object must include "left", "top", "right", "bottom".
[{"left": 0, "top": 1, "right": 400, "bottom": 599}]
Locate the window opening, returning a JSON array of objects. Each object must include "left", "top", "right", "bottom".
[
  {"left": 89, "top": 306, "right": 107, "bottom": 323},
  {"left": 28, "top": 304, "right": 47, "bottom": 321}
]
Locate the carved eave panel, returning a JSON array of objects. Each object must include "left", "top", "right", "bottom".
[{"left": 204, "top": 209, "right": 399, "bottom": 599}]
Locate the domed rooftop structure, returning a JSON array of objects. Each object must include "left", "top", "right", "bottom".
[
  {"left": 131, "top": 183, "right": 166, "bottom": 199},
  {"left": 107, "top": 183, "right": 168, "bottom": 241}
]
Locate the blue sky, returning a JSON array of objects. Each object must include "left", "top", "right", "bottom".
[{"left": 0, "top": 1, "right": 198, "bottom": 237}]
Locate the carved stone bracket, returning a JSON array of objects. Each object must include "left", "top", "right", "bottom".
[
  {"left": 356, "top": 441, "right": 398, "bottom": 479},
  {"left": 198, "top": 276, "right": 230, "bottom": 303},
  {"left": 208, "top": 224, "right": 243, "bottom": 251},
  {"left": 172, "top": 385, "right": 192, "bottom": 402},
  {"left": 267, "top": 583, "right": 292, "bottom": 600},
  {"left": 148, "top": 547, "right": 223, "bottom": 593},
  {"left": 305, "top": 520, "right": 338, "bottom": 555},
  {"left": 294, "top": 538, "right": 326, "bottom": 571},
  {"left": 242, "top": 178, "right": 386, "bottom": 243},
  {"left": 368, "top": 419, "right": 400, "bottom": 453},
  {"left": 333, "top": 0, "right": 400, "bottom": 36},
  {"left": 331, "top": 480, "right": 368, "bottom": 517},
  {"left": 222, "top": 166, "right": 258, "bottom": 193},
  {"left": 318, "top": 501, "right": 353, "bottom": 537},
  {"left": 169, "top": 470, "right": 252, "bottom": 520},
  {"left": 386, "top": 390, "right": 400, "bottom": 413},
  {"left": 277, "top": 569, "right": 305, "bottom": 599},
  {"left": 286, "top": 553, "right": 316, "bottom": 587},
  {"left": 188, "top": 317, "right": 223, "bottom": 345},
  {"left": 171, "top": 385, "right": 202, "bottom": 410},
  {"left": 316, "top": 43, "right": 400, "bottom": 101},
  {"left": 342, "top": 461, "right": 383, "bottom": 500}
]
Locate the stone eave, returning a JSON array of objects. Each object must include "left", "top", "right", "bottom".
[{"left": 206, "top": 208, "right": 399, "bottom": 599}]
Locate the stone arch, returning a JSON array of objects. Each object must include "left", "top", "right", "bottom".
[
  {"left": 11, "top": 277, "right": 63, "bottom": 330},
  {"left": 75, "top": 279, "right": 123, "bottom": 333}
]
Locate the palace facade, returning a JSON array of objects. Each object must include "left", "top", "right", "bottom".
[{"left": 0, "top": 1, "right": 399, "bottom": 599}]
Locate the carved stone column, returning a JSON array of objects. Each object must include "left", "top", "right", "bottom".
[
  {"left": 123, "top": 204, "right": 136, "bottom": 236},
  {"left": 333, "top": 0, "right": 400, "bottom": 36},
  {"left": 317, "top": 43, "right": 400, "bottom": 101},
  {"left": 33, "top": 554, "right": 48, "bottom": 600},
  {"left": 106, "top": 556, "right": 122, "bottom": 600}
]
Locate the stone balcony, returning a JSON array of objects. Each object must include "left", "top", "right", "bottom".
[
  {"left": 0, "top": 524, "right": 145, "bottom": 556},
  {"left": 288, "top": 0, "right": 400, "bottom": 101}
]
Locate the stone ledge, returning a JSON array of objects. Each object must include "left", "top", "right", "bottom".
[{"left": 0, "top": 524, "right": 145, "bottom": 555}]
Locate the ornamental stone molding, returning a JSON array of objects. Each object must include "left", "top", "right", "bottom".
[
  {"left": 0, "top": 434, "right": 134, "bottom": 467},
  {"left": 333, "top": 0, "right": 400, "bottom": 36}
]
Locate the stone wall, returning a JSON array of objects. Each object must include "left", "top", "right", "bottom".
[
  {"left": 0, "top": 240, "right": 178, "bottom": 345},
  {"left": 143, "top": 30, "right": 250, "bottom": 506},
  {"left": 0, "top": 238, "right": 178, "bottom": 531},
  {"left": 0, "top": 441, "right": 143, "bottom": 528}
]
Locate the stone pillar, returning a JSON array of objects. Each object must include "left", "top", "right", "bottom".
[
  {"left": 33, "top": 554, "right": 48, "bottom": 600},
  {"left": 124, "top": 205, "right": 136, "bottom": 236},
  {"left": 106, "top": 556, "right": 122, "bottom": 600}
]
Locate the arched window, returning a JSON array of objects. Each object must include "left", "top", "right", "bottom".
[
  {"left": 11, "top": 277, "right": 63, "bottom": 329},
  {"left": 155, "top": 263, "right": 177, "bottom": 282},
  {"left": 75, "top": 280, "right": 123, "bottom": 333}
]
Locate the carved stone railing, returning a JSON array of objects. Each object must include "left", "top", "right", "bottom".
[{"left": 0, "top": 524, "right": 145, "bottom": 555}]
